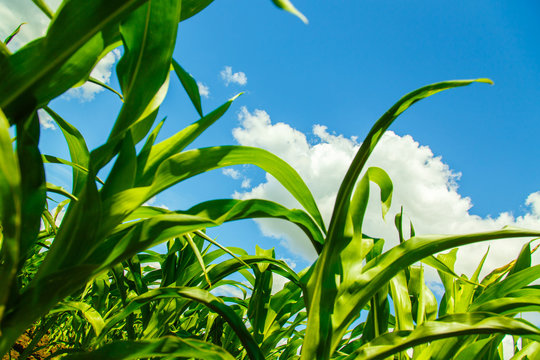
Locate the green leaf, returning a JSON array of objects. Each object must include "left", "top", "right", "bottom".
[
  {"left": 137, "top": 95, "right": 241, "bottom": 186},
  {"left": 471, "top": 265, "right": 540, "bottom": 307},
  {"left": 508, "top": 241, "right": 532, "bottom": 277},
  {"left": 454, "top": 336, "right": 502, "bottom": 360},
  {"left": 436, "top": 249, "right": 458, "bottom": 316},
  {"left": 103, "top": 146, "right": 325, "bottom": 242},
  {"left": 455, "top": 245, "right": 490, "bottom": 313},
  {"left": 301, "top": 79, "right": 493, "bottom": 359},
  {"left": 63, "top": 336, "right": 235, "bottom": 360},
  {"left": 87, "top": 76, "right": 124, "bottom": 100},
  {"left": 4, "top": 23, "right": 26, "bottom": 45},
  {"left": 0, "top": 0, "right": 148, "bottom": 119},
  {"left": 348, "top": 313, "right": 540, "bottom": 360},
  {"left": 0, "top": 40, "right": 9, "bottom": 58},
  {"left": 42, "top": 155, "right": 104, "bottom": 185},
  {"left": 389, "top": 270, "right": 414, "bottom": 332},
  {"left": 473, "top": 294, "right": 540, "bottom": 315},
  {"left": 247, "top": 246, "right": 275, "bottom": 343},
  {"left": 184, "top": 232, "right": 212, "bottom": 286},
  {"left": 16, "top": 112, "right": 46, "bottom": 261},
  {"left": 46, "top": 182, "right": 78, "bottom": 202},
  {"left": 31, "top": 0, "right": 54, "bottom": 19},
  {"left": 304, "top": 227, "right": 540, "bottom": 359},
  {"left": 173, "top": 59, "right": 204, "bottom": 117},
  {"left": 510, "top": 340, "right": 540, "bottom": 359},
  {"left": 51, "top": 301, "right": 105, "bottom": 336},
  {"left": 44, "top": 106, "right": 90, "bottom": 195},
  {"left": 97, "top": 287, "right": 263, "bottom": 359},
  {"left": 100, "top": 132, "right": 137, "bottom": 201},
  {"left": 0, "top": 109, "right": 21, "bottom": 324},
  {"left": 421, "top": 254, "right": 483, "bottom": 288},
  {"left": 95, "top": 199, "right": 323, "bottom": 268},
  {"left": 110, "top": 0, "right": 180, "bottom": 139}
]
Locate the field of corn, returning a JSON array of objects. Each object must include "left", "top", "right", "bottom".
[{"left": 1, "top": 1, "right": 540, "bottom": 359}]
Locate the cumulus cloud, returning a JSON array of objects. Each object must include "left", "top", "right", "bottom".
[
  {"left": 241, "top": 178, "right": 251, "bottom": 189},
  {"left": 37, "top": 109, "right": 55, "bottom": 130},
  {"left": 223, "top": 167, "right": 252, "bottom": 189},
  {"left": 65, "top": 49, "right": 122, "bottom": 101},
  {"left": 197, "top": 82, "right": 210, "bottom": 98},
  {"left": 223, "top": 168, "right": 241, "bottom": 180},
  {"left": 221, "top": 66, "right": 247, "bottom": 86},
  {"left": 231, "top": 107, "right": 540, "bottom": 279}
]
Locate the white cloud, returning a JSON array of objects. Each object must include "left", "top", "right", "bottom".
[
  {"left": 220, "top": 66, "right": 247, "bottom": 86},
  {"left": 65, "top": 49, "right": 122, "bottom": 101},
  {"left": 223, "top": 168, "right": 241, "bottom": 180},
  {"left": 0, "top": 0, "right": 61, "bottom": 51},
  {"left": 241, "top": 178, "right": 251, "bottom": 189},
  {"left": 197, "top": 81, "right": 210, "bottom": 98},
  {"left": 223, "top": 167, "right": 252, "bottom": 189},
  {"left": 211, "top": 284, "right": 245, "bottom": 298},
  {"left": 231, "top": 107, "right": 540, "bottom": 279},
  {"left": 37, "top": 109, "right": 55, "bottom": 130}
]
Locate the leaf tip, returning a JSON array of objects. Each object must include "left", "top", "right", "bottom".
[
  {"left": 271, "top": 0, "right": 309, "bottom": 24},
  {"left": 230, "top": 92, "right": 244, "bottom": 102},
  {"left": 475, "top": 78, "right": 494, "bottom": 85}
]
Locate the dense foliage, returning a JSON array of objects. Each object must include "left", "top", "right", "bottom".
[{"left": 1, "top": 1, "right": 539, "bottom": 359}]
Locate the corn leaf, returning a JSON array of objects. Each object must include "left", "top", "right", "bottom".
[
  {"left": 97, "top": 287, "right": 264, "bottom": 359},
  {"left": 0, "top": 109, "right": 21, "bottom": 324},
  {"left": 172, "top": 59, "right": 204, "bottom": 117},
  {"left": 16, "top": 112, "right": 46, "bottom": 261},
  {"left": 64, "top": 335, "right": 235, "bottom": 360},
  {"left": 44, "top": 106, "right": 90, "bottom": 195},
  {"left": 110, "top": 0, "right": 180, "bottom": 139},
  {"left": 0, "top": 0, "right": 148, "bottom": 119},
  {"left": 51, "top": 301, "right": 105, "bottom": 337},
  {"left": 137, "top": 95, "right": 241, "bottom": 186},
  {"left": 349, "top": 313, "right": 540, "bottom": 360},
  {"left": 96, "top": 199, "right": 324, "bottom": 268},
  {"left": 301, "top": 79, "right": 492, "bottom": 359}
]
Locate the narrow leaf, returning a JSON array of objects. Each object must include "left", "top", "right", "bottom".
[
  {"left": 173, "top": 59, "right": 203, "bottom": 117},
  {"left": 63, "top": 336, "right": 235, "bottom": 360}
]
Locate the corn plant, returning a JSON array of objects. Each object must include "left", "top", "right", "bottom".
[
  {"left": 0, "top": 0, "right": 317, "bottom": 357},
  {"left": 1, "top": 0, "right": 540, "bottom": 359}
]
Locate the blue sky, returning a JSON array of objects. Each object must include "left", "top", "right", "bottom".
[{"left": 2, "top": 0, "right": 540, "bottom": 279}]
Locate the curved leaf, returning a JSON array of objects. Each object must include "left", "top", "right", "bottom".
[
  {"left": 172, "top": 59, "right": 204, "bottom": 117},
  {"left": 64, "top": 336, "right": 235, "bottom": 360},
  {"left": 95, "top": 199, "right": 323, "bottom": 269},
  {"left": 137, "top": 95, "right": 241, "bottom": 186},
  {"left": 0, "top": 0, "right": 148, "bottom": 118},
  {"left": 349, "top": 313, "right": 540, "bottom": 360},
  {"left": 102, "top": 146, "right": 325, "bottom": 240},
  {"left": 110, "top": 0, "right": 180, "bottom": 138},
  {"left": 97, "top": 287, "right": 263, "bottom": 360},
  {"left": 301, "top": 79, "right": 492, "bottom": 359},
  {"left": 44, "top": 106, "right": 90, "bottom": 195},
  {"left": 51, "top": 301, "right": 105, "bottom": 336},
  {"left": 0, "top": 109, "right": 21, "bottom": 324}
]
